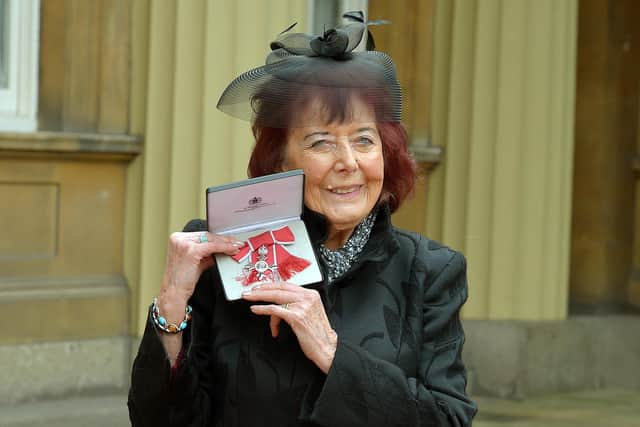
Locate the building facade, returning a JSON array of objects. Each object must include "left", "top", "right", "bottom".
[{"left": 0, "top": 0, "right": 638, "bottom": 404}]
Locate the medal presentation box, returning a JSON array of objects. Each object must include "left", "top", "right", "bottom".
[{"left": 206, "top": 170, "right": 323, "bottom": 301}]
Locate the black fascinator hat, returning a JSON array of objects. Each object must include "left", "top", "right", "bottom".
[{"left": 216, "top": 11, "right": 402, "bottom": 128}]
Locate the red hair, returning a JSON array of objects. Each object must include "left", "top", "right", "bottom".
[{"left": 247, "top": 87, "right": 417, "bottom": 213}]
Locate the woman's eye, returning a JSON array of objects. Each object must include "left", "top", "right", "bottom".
[
  {"left": 355, "top": 137, "right": 374, "bottom": 148},
  {"left": 310, "top": 140, "right": 331, "bottom": 150}
]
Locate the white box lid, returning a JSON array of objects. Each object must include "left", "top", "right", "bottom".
[{"left": 206, "top": 169, "right": 304, "bottom": 234}]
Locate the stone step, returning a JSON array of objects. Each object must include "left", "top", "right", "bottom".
[
  {"left": 474, "top": 389, "right": 640, "bottom": 427},
  {"left": 0, "top": 337, "right": 131, "bottom": 405},
  {"left": 0, "top": 394, "right": 129, "bottom": 427}
]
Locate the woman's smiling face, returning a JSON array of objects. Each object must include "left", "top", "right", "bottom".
[{"left": 282, "top": 96, "right": 384, "bottom": 248}]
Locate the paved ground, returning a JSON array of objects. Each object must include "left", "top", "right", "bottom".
[
  {"left": 474, "top": 389, "right": 640, "bottom": 427},
  {"left": 1, "top": 389, "right": 638, "bottom": 426}
]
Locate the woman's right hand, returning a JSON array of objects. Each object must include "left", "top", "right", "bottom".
[
  {"left": 158, "top": 231, "right": 243, "bottom": 317},
  {"left": 155, "top": 231, "right": 242, "bottom": 365}
]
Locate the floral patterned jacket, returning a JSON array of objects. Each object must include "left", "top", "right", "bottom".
[{"left": 128, "top": 205, "right": 477, "bottom": 426}]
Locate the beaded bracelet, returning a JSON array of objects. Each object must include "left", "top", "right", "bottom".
[{"left": 151, "top": 298, "right": 193, "bottom": 333}]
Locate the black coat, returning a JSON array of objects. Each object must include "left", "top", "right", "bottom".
[{"left": 128, "top": 206, "right": 477, "bottom": 426}]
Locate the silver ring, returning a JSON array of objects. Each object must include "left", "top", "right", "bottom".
[
  {"left": 199, "top": 233, "right": 208, "bottom": 243},
  {"left": 281, "top": 303, "right": 289, "bottom": 310}
]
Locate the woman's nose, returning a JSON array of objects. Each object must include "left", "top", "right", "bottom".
[{"left": 334, "top": 142, "right": 358, "bottom": 172}]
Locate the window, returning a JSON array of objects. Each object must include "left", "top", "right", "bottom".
[
  {"left": 0, "top": 0, "right": 8, "bottom": 89},
  {"left": 0, "top": 0, "right": 40, "bottom": 132}
]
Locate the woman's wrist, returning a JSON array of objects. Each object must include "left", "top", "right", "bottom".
[
  {"left": 156, "top": 289, "right": 190, "bottom": 324},
  {"left": 160, "top": 270, "right": 194, "bottom": 303},
  {"left": 151, "top": 297, "right": 192, "bottom": 334},
  {"left": 319, "top": 330, "right": 338, "bottom": 374}
]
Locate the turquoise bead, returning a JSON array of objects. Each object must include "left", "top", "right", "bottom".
[
  {"left": 158, "top": 316, "right": 166, "bottom": 326},
  {"left": 179, "top": 321, "right": 187, "bottom": 330}
]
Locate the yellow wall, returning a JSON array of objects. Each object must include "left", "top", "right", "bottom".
[{"left": 428, "top": 0, "right": 578, "bottom": 320}]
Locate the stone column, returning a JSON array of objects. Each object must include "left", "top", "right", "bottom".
[
  {"left": 127, "top": 0, "right": 309, "bottom": 334},
  {"left": 428, "top": 0, "right": 578, "bottom": 320},
  {"left": 630, "top": 83, "right": 640, "bottom": 309},
  {"left": 571, "top": 0, "right": 640, "bottom": 313}
]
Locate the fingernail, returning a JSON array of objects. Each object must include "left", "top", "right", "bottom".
[
  {"left": 241, "top": 289, "right": 252, "bottom": 296},
  {"left": 232, "top": 241, "right": 245, "bottom": 247}
]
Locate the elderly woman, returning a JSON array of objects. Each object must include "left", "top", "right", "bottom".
[{"left": 128, "top": 15, "right": 476, "bottom": 427}]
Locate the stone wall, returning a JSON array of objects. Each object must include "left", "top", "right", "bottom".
[
  {"left": 0, "top": 337, "right": 130, "bottom": 404},
  {"left": 463, "top": 316, "right": 640, "bottom": 398}
]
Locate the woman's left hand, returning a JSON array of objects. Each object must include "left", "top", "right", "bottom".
[{"left": 242, "top": 282, "right": 337, "bottom": 374}]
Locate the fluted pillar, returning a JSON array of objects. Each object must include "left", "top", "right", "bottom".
[
  {"left": 631, "top": 86, "right": 640, "bottom": 309},
  {"left": 127, "top": 0, "right": 308, "bottom": 334},
  {"left": 428, "top": 0, "right": 578, "bottom": 320}
]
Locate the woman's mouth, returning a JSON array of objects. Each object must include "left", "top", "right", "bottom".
[{"left": 327, "top": 185, "right": 362, "bottom": 196}]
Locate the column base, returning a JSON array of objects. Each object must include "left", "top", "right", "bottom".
[{"left": 463, "top": 316, "right": 640, "bottom": 399}]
